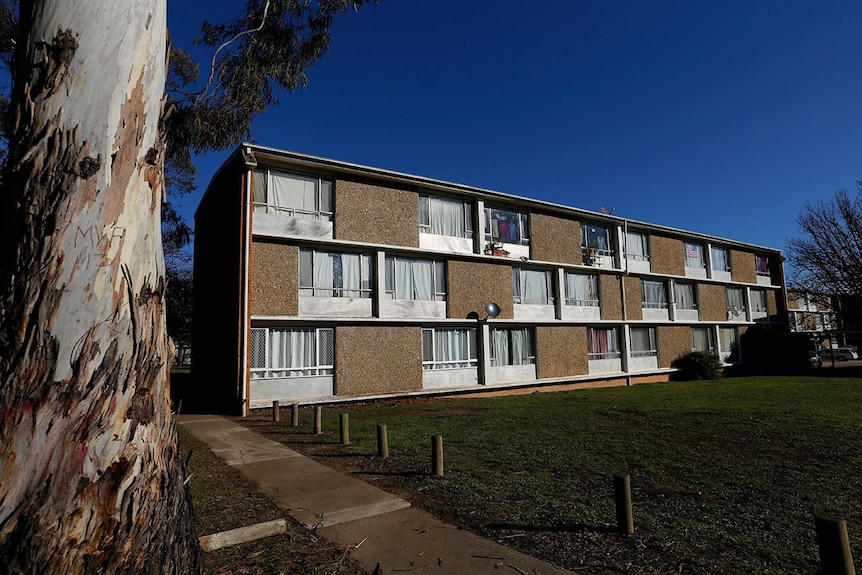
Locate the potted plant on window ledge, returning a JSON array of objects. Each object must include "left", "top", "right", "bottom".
[
  {"left": 485, "top": 242, "right": 509, "bottom": 257},
  {"left": 584, "top": 239, "right": 600, "bottom": 265}
]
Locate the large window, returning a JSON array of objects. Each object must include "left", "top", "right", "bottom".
[
  {"left": 299, "top": 250, "right": 372, "bottom": 298},
  {"left": 420, "top": 195, "right": 473, "bottom": 238},
  {"left": 513, "top": 268, "right": 554, "bottom": 305},
  {"left": 630, "top": 327, "right": 658, "bottom": 358},
  {"left": 565, "top": 273, "right": 599, "bottom": 306},
  {"left": 625, "top": 230, "right": 649, "bottom": 261},
  {"left": 691, "top": 327, "right": 714, "bottom": 352},
  {"left": 250, "top": 327, "right": 334, "bottom": 378},
  {"left": 641, "top": 280, "right": 668, "bottom": 309},
  {"left": 755, "top": 255, "right": 771, "bottom": 277},
  {"left": 711, "top": 246, "right": 730, "bottom": 272},
  {"left": 582, "top": 223, "right": 614, "bottom": 256},
  {"left": 726, "top": 287, "right": 745, "bottom": 315},
  {"left": 485, "top": 206, "right": 529, "bottom": 245},
  {"left": 253, "top": 169, "right": 333, "bottom": 220},
  {"left": 684, "top": 242, "right": 704, "bottom": 269},
  {"left": 589, "top": 327, "right": 621, "bottom": 360},
  {"left": 421, "top": 328, "right": 477, "bottom": 370},
  {"left": 751, "top": 289, "right": 768, "bottom": 313},
  {"left": 674, "top": 282, "right": 697, "bottom": 310},
  {"left": 385, "top": 256, "right": 445, "bottom": 301},
  {"left": 719, "top": 327, "right": 739, "bottom": 360},
  {"left": 490, "top": 328, "right": 535, "bottom": 366}
]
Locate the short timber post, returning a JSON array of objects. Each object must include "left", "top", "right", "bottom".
[
  {"left": 291, "top": 404, "right": 299, "bottom": 427},
  {"left": 814, "top": 514, "right": 856, "bottom": 575},
  {"left": 614, "top": 473, "right": 634, "bottom": 534},
  {"left": 431, "top": 435, "right": 444, "bottom": 477},
  {"left": 272, "top": 401, "right": 279, "bottom": 422},
  {"left": 377, "top": 424, "right": 389, "bottom": 458},
  {"left": 314, "top": 406, "right": 322, "bottom": 434},
  {"left": 339, "top": 413, "right": 350, "bottom": 445}
]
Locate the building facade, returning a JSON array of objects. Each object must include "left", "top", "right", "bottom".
[{"left": 192, "top": 145, "right": 788, "bottom": 414}]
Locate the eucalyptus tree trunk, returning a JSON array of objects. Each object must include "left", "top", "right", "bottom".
[{"left": 0, "top": 1, "right": 201, "bottom": 572}]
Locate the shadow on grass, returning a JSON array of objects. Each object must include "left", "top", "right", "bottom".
[
  {"left": 487, "top": 521, "right": 619, "bottom": 534},
  {"left": 351, "top": 469, "right": 427, "bottom": 478}
]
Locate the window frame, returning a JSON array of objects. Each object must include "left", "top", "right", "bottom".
[
  {"left": 684, "top": 242, "right": 704, "bottom": 268},
  {"left": 513, "top": 267, "right": 555, "bottom": 305},
  {"left": 625, "top": 230, "right": 650, "bottom": 261},
  {"left": 674, "top": 282, "right": 698, "bottom": 310},
  {"left": 421, "top": 328, "right": 478, "bottom": 370},
  {"left": 691, "top": 326, "right": 715, "bottom": 352},
  {"left": 581, "top": 223, "right": 614, "bottom": 257},
  {"left": 299, "top": 249, "right": 373, "bottom": 298},
  {"left": 384, "top": 256, "right": 446, "bottom": 301},
  {"left": 253, "top": 168, "right": 333, "bottom": 221},
  {"left": 750, "top": 289, "right": 768, "bottom": 313},
  {"left": 489, "top": 327, "right": 536, "bottom": 366},
  {"left": 250, "top": 327, "right": 334, "bottom": 379},
  {"left": 485, "top": 205, "right": 530, "bottom": 246},
  {"left": 755, "top": 254, "right": 771, "bottom": 277},
  {"left": 726, "top": 287, "right": 746, "bottom": 315},
  {"left": 711, "top": 246, "right": 731, "bottom": 272},
  {"left": 630, "top": 326, "right": 658, "bottom": 358},
  {"left": 419, "top": 194, "right": 474, "bottom": 239},
  {"left": 641, "top": 279, "right": 668, "bottom": 309},
  {"left": 565, "top": 272, "right": 600, "bottom": 307},
  {"left": 588, "top": 327, "right": 621, "bottom": 360}
]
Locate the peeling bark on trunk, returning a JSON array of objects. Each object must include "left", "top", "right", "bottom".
[{"left": 0, "top": 2, "right": 202, "bottom": 572}]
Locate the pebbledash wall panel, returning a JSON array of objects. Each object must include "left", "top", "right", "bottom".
[
  {"left": 335, "top": 177, "right": 420, "bottom": 247},
  {"left": 530, "top": 212, "right": 583, "bottom": 265},
  {"left": 623, "top": 276, "right": 643, "bottom": 321},
  {"left": 335, "top": 326, "right": 424, "bottom": 396},
  {"left": 657, "top": 326, "right": 692, "bottom": 368},
  {"left": 731, "top": 250, "right": 757, "bottom": 284},
  {"left": 447, "top": 260, "right": 515, "bottom": 320},
  {"left": 536, "top": 326, "right": 589, "bottom": 379},
  {"left": 249, "top": 241, "right": 299, "bottom": 317},
  {"left": 650, "top": 234, "right": 686, "bottom": 277},
  {"left": 698, "top": 284, "right": 728, "bottom": 322},
  {"left": 600, "top": 274, "right": 624, "bottom": 320}
]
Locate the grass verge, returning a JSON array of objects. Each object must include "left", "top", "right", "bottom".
[
  {"left": 241, "top": 376, "right": 862, "bottom": 574},
  {"left": 178, "top": 428, "right": 367, "bottom": 574}
]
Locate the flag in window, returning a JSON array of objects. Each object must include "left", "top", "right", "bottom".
[{"left": 685, "top": 243, "right": 700, "bottom": 259}]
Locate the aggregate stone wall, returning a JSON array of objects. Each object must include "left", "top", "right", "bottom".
[
  {"left": 448, "top": 260, "right": 514, "bottom": 320},
  {"left": 536, "top": 326, "right": 589, "bottom": 378},
  {"left": 530, "top": 213, "right": 582, "bottom": 265},
  {"left": 698, "top": 283, "right": 728, "bottom": 322},
  {"left": 651, "top": 234, "right": 685, "bottom": 276},
  {"left": 624, "top": 276, "right": 643, "bottom": 321},
  {"left": 731, "top": 250, "right": 757, "bottom": 284},
  {"left": 767, "top": 290, "right": 778, "bottom": 316},
  {"left": 249, "top": 241, "right": 298, "bottom": 316},
  {"left": 600, "top": 274, "right": 623, "bottom": 320},
  {"left": 335, "top": 326, "right": 423, "bottom": 396},
  {"left": 658, "top": 326, "right": 691, "bottom": 368},
  {"left": 335, "top": 177, "right": 419, "bottom": 247}
]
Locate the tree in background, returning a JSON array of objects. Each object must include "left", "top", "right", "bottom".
[
  {"left": 786, "top": 182, "right": 862, "bottom": 298},
  {"left": 0, "top": 1, "right": 373, "bottom": 571}
]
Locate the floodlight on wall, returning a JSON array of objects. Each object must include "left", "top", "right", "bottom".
[{"left": 484, "top": 302, "right": 501, "bottom": 320}]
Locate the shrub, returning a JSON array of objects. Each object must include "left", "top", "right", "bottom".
[{"left": 671, "top": 351, "right": 723, "bottom": 381}]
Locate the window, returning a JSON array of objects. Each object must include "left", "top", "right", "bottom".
[
  {"left": 589, "top": 327, "right": 621, "bottom": 360},
  {"left": 751, "top": 289, "right": 768, "bottom": 313},
  {"left": 421, "top": 328, "right": 477, "bottom": 370},
  {"left": 691, "top": 327, "right": 714, "bottom": 352},
  {"left": 789, "top": 311, "right": 805, "bottom": 331},
  {"left": 726, "top": 287, "right": 745, "bottom": 315},
  {"left": 684, "top": 242, "right": 704, "bottom": 268},
  {"left": 582, "top": 223, "right": 614, "bottom": 256},
  {"left": 513, "top": 268, "right": 554, "bottom": 305},
  {"left": 674, "top": 282, "right": 697, "bottom": 310},
  {"left": 711, "top": 246, "right": 730, "bottom": 272},
  {"left": 641, "top": 280, "right": 668, "bottom": 309},
  {"left": 490, "top": 328, "right": 535, "bottom": 366},
  {"left": 755, "top": 255, "right": 771, "bottom": 277},
  {"left": 485, "top": 206, "right": 529, "bottom": 245},
  {"left": 420, "top": 195, "right": 473, "bottom": 238},
  {"left": 385, "top": 256, "right": 445, "bottom": 301},
  {"left": 630, "top": 327, "right": 658, "bottom": 358},
  {"left": 299, "top": 249, "right": 373, "bottom": 298},
  {"left": 625, "top": 230, "right": 649, "bottom": 261},
  {"left": 565, "top": 273, "right": 599, "bottom": 306},
  {"left": 719, "top": 327, "right": 739, "bottom": 360},
  {"left": 253, "top": 169, "right": 333, "bottom": 220},
  {"left": 250, "top": 327, "right": 334, "bottom": 378}
]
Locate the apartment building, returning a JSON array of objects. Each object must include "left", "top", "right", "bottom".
[
  {"left": 786, "top": 292, "right": 838, "bottom": 335},
  {"left": 192, "top": 145, "right": 787, "bottom": 414}
]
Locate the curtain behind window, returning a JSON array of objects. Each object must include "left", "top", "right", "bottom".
[
  {"left": 517, "top": 269, "right": 549, "bottom": 304},
  {"left": 642, "top": 281, "right": 667, "bottom": 307},
  {"left": 270, "top": 329, "right": 315, "bottom": 376},
  {"left": 674, "top": 283, "right": 696, "bottom": 309},
  {"left": 626, "top": 232, "right": 647, "bottom": 258},
  {"left": 711, "top": 247, "right": 729, "bottom": 271},
  {"left": 630, "top": 327, "right": 655, "bottom": 355},
  {"left": 692, "top": 327, "right": 712, "bottom": 351},
  {"left": 431, "top": 197, "right": 465, "bottom": 237},
  {"left": 566, "top": 273, "right": 598, "bottom": 305},
  {"left": 270, "top": 172, "right": 317, "bottom": 216}
]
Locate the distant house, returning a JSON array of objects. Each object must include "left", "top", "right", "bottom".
[{"left": 191, "top": 144, "right": 788, "bottom": 414}]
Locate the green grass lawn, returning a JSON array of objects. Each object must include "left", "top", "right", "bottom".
[{"left": 243, "top": 376, "right": 862, "bottom": 574}]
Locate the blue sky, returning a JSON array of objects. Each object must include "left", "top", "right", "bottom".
[{"left": 169, "top": 0, "right": 862, "bottom": 252}]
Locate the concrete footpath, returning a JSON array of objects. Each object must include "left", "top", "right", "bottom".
[{"left": 179, "top": 414, "right": 573, "bottom": 574}]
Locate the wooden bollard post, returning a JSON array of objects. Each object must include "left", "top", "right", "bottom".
[
  {"left": 815, "top": 514, "right": 856, "bottom": 575},
  {"left": 272, "top": 401, "right": 279, "bottom": 422},
  {"left": 313, "top": 406, "right": 322, "bottom": 434},
  {"left": 431, "top": 435, "right": 444, "bottom": 477},
  {"left": 614, "top": 473, "right": 634, "bottom": 534},
  {"left": 340, "top": 413, "right": 350, "bottom": 445},
  {"left": 377, "top": 424, "right": 389, "bottom": 458},
  {"left": 291, "top": 404, "right": 299, "bottom": 427}
]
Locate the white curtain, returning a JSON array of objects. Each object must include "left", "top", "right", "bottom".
[
  {"left": 590, "top": 328, "right": 619, "bottom": 358},
  {"left": 435, "top": 329, "right": 468, "bottom": 366},
  {"left": 642, "top": 281, "right": 667, "bottom": 307},
  {"left": 341, "top": 253, "right": 361, "bottom": 297},
  {"left": 751, "top": 290, "right": 768, "bottom": 311},
  {"left": 692, "top": 327, "right": 713, "bottom": 351},
  {"left": 270, "top": 329, "right": 315, "bottom": 376},
  {"left": 511, "top": 329, "right": 532, "bottom": 365},
  {"left": 726, "top": 288, "right": 745, "bottom": 311},
  {"left": 719, "top": 327, "right": 738, "bottom": 353},
  {"left": 630, "top": 327, "right": 655, "bottom": 356},
  {"left": 566, "top": 273, "right": 597, "bottom": 305},
  {"left": 269, "top": 171, "right": 317, "bottom": 216},
  {"left": 711, "top": 247, "right": 729, "bottom": 271},
  {"left": 674, "top": 283, "right": 695, "bottom": 309},
  {"left": 491, "top": 329, "right": 510, "bottom": 366},
  {"left": 626, "top": 231, "right": 647, "bottom": 258},
  {"left": 430, "top": 197, "right": 465, "bottom": 237},
  {"left": 313, "top": 252, "right": 334, "bottom": 296},
  {"left": 518, "top": 269, "right": 549, "bottom": 304}
]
